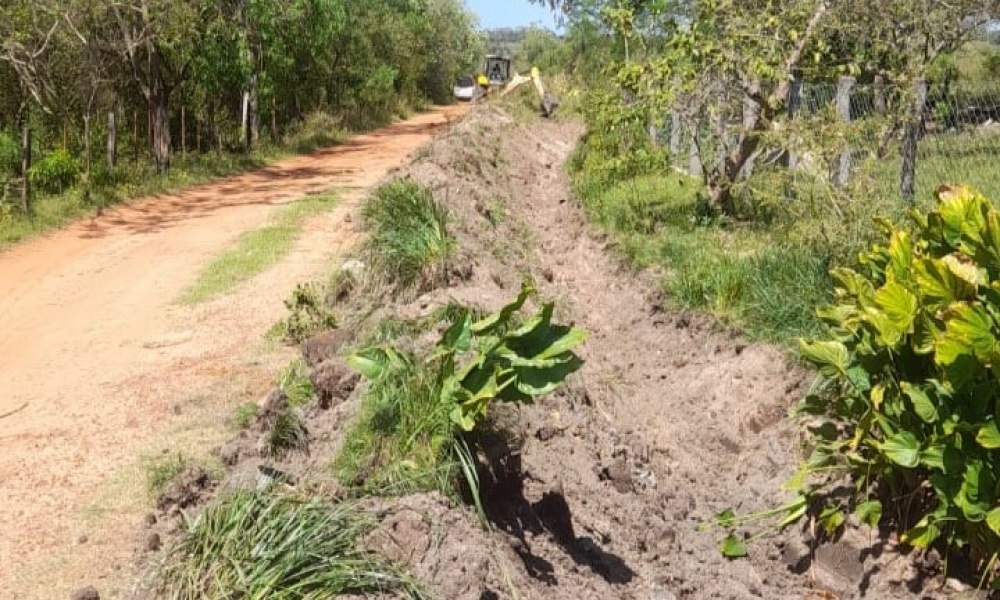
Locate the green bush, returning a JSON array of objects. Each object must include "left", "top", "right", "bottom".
[
  {"left": 361, "top": 178, "right": 456, "bottom": 295},
  {"left": 280, "top": 282, "right": 337, "bottom": 343},
  {"left": 796, "top": 184, "right": 1000, "bottom": 577},
  {"left": 28, "top": 148, "right": 79, "bottom": 194},
  {"left": 0, "top": 132, "right": 20, "bottom": 176}
]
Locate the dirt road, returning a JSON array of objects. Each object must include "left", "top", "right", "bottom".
[{"left": 0, "top": 106, "right": 464, "bottom": 598}]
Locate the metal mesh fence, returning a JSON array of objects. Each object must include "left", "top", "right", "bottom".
[{"left": 662, "top": 80, "right": 1000, "bottom": 205}]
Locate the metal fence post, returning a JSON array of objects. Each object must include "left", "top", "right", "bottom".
[
  {"left": 834, "top": 76, "right": 855, "bottom": 188},
  {"left": 900, "top": 78, "right": 928, "bottom": 205}
]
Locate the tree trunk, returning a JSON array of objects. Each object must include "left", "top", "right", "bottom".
[
  {"left": 20, "top": 124, "right": 31, "bottom": 214},
  {"left": 669, "top": 111, "right": 681, "bottom": 156},
  {"left": 150, "top": 92, "right": 171, "bottom": 173},
  {"left": 83, "top": 114, "right": 91, "bottom": 176},
  {"left": 107, "top": 112, "right": 117, "bottom": 170},
  {"left": 181, "top": 105, "right": 186, "bottom": 159}
]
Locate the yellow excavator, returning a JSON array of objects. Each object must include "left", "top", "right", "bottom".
[{"left": 499, "top": 66, "right": 559, "bottom": 118}]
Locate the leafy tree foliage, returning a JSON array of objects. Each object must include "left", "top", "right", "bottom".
[{"left": 0, "top": 0, "right": 482, "bottom": 189}]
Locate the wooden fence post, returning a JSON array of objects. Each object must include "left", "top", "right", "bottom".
[
  {"left": 107, "top": 112, "right": 117, "bottom": 170},
  {"left": 181, "top": 105, "right": 187, "bottom": 159},
  {"left": 132, "top": 110, "right": 139, "bottom": 162},
  {"left": 688, "top": 118, "right": 702, "bottom": 177},
  {"left": 784, "top": 74, "right": 803, "bottom": 170},
  {"left": 740, "top": 94, "right": 761, "bottom": 179},
  {"left": 833, "top": 75, "right": 855, "bottom": 188},
  {"left": 669, "top": 110, "right": 681, "bottom": 157},
  {"left": 20, "top": 125, "right": 31, "bottom": 213},
  {"left": 900, "top": 78, "right": 928, "bottom": 205}
]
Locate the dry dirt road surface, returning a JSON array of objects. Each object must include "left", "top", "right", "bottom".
[{"left": 0, "top": 106, "right": 465, "bottom": 599}]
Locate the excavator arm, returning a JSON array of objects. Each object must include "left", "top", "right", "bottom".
[{"left": 500, "top": 67, "right": 559, "bottom": 118}]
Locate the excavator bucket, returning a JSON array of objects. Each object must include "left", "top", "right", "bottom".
[{"left": 541, "top": 95, "right": 559, "bottom": 118}]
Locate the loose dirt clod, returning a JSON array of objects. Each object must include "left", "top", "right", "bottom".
[
  {"left": 156, "top": 467, "right": 212, "bottom": 514},
  {"left": 71, "top": 586, "right": 99, "bottom": 600},
  {"left": 309, "top": 360, "right": 359, "bottom": 409},
  {"left": 301, "top": 329, "right": 352, "bottom": 368}
]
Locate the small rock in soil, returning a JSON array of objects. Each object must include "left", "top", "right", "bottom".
[
  {"left": 600, "top": 457, "right": 633, "bottom": 494},
  {"left": 218, "top": 440, "right": 242, "bottom": 466},
  {"left": 143, "top": 513, "right": 157, "bottom": 527},
  {"left": 72, "top": 586, "right": 100, "bottom": 600},
  {"left": 76, "top": 534, "right": 88, "bottom": 544},
  {"left": 145, "top": 532, "right": 162, "bottom": 552},
  {"left": 535, "top": 425, "right": 559, "bottom": 441}
]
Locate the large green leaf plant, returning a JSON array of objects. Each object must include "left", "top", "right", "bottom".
[
  {"left": 348, "top": 282, "right": 588, "bottom": 432},
  {"left": 797, "top": 184, "right": 1000, "bottom": 576}
]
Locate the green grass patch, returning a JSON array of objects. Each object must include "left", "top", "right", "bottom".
[
  {"left": 577, "top": 171, "right": 833, "bottom": 343},
  {"left": 361, "top": 178, "right": 456, "bottom": 296},
  {"left": 334, "top": 349, "right": 459, "bottom": 495},
  {"left": 159, "top": 490, "right": 426, "bottom": 599},
  {"left": 277, "top": 358, "right": 315, "bottom": 407},
  {"left": 144, "top": 452, "right": 187, "bottom": 496},
  {"left": 180, "top": 192, "right": 339, "bottom": 303},
  {"left": 1, "top": 150, "right": 290, "bottom": 250}
]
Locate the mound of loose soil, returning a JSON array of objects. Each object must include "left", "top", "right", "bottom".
[{"left": 138, "top": 106, "right": 974, "bottom": 599}]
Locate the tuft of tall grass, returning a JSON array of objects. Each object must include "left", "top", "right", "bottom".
[
  {"left": 361, "top": 178, "right": 456, "bottom": 296},
  {"left": 159, "top": 490, "right": 426, "bottom": 599},
  {"left": 334, "top": 350, "right": 458, "bottom": 495}
]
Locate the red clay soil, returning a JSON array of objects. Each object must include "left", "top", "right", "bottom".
[{"left": 0, "top": 105, "right": 465, "bottom": 599}]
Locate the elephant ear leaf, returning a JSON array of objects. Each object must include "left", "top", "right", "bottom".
[{"left": 798, "top": 340, "right": 849, "bottom": 378}]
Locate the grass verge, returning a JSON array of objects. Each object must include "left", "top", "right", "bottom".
[
  {"left": 576, "top": 171, "right": 833, "bottom": 343},
  {"left": 159, "top": 490, "right": 426, "bottom": 599},
  {"left": 179, "top": 192, "right": 339, "bottom": 304}
]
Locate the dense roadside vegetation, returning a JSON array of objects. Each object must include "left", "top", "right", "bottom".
[
  {"left": 535, "top": 0, "right": 1000, "bottom": 586},
  {"left": 0, "top": 0, "right": 483, "bottom": 246}
]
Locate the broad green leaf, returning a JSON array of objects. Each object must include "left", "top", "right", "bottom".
[
  {"left": 941, "top": 254, "right": 984, "bottom": 288},
  {"left": 916, "top": 258, "right": 976, "bottom": 310},
  {"left": 438, "top": 310, "right": 472, "bottom": 353},
  {"left": 901, "top": 382, "right": 938, "bottom": 423},
  {"left": 880, "top": 432, "right": 920, "bottom": 468},
  {"left": 920, "top": 444, "right": 945, "bottom": 470},
  {"left": 936, "top": 184, "right": 987, "bottom": 248},
  {"left": 346, "top": 347, "right": 397, "bottom": 380},
  {"left": 901, "top": 522, "right": 941, "bottom": 548},
  {"left": 509, "top": 354, "right": 585, "bottom": 398},
  {"left": 471, "top": 281, "right": 534, "bottom": 335},
  {"left": 819, "top": 506, "right": 845, "bottom": 535},
  {"left": 855, "top": 501, "right": 882, "bottom": 528},
  {"left": 977, "top": 421, "right": 1000, "bottom": 449},
  {"left": 872, "top": 281, "right": 918, "bottom": 344},
  {"left": 715, "top": 508, "right": 737, "bottom": 527},
  {"left": 986, "top": 507, "right": 1000, "bottom": 536},
  {"left": 937, "top": 302, "right": 997, "bottom": 365},
  {"left": 719, "top": 535, "right": 748, "bottom": 559},
  {"left": 885, "top": 230, "right": 913, "bottom": 282},
  {"left": 798, "top": 339, "right": 850, "bottom": 378}
]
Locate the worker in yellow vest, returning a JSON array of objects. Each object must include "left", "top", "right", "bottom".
[{"left": 476, "top": 73, "right": 489, "bottom": 97}]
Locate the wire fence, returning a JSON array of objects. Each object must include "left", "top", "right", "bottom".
[{"left": 661, "top": 78, "right": 1000, "bottom": 205}]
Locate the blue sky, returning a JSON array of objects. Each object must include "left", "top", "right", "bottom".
[{"left": 464, "top": 0, "right": 559, "bottom": 29}]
